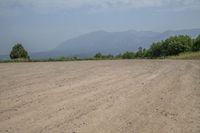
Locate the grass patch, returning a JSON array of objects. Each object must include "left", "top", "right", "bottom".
[{"left": 168, "top": 52, "right": 200, "bottom": 60}]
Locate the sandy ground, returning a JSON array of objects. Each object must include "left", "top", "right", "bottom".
[{"left": 0, "top": 60, "right": 200, "bottom": 133}]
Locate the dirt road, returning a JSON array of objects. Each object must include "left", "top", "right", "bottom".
[{"left": 0, "top": 60, "right": 200, "bottom": 133}]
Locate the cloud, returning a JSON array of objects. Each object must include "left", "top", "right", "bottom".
[{"left": 0, "top": 0, "right": 200, "bottom": 14}]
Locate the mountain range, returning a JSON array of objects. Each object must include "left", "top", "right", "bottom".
[{"left": 1, "top": 29, "right": 200, "bottom": 59}]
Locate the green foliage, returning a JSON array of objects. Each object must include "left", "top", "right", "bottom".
[
  {"left": 135, "top": 47, "right": 149, "bottom": 58},
  {"left": 10, "top": 43, "right": 30, "bottom": 60},
  {"left": 4, "top": 34, "right": 199, "bottom": 63},
  {"left": 47, "top": 56, "right": 79, "bottom": 61},
  {"left": 94, "top": 52, "right": 103, "bottom": 59},
  {"left": 192, "top": 35, "right": 200, "bottom": 51},
  {"left": 94, "top": 52, "right": 114, "bottom": 59},
  {"left": 148, "top": 35, "right": 194, "bottom": 58},
  {"left": 122, "top": 52, "right": 135, "bottom": 59},
  {"left": 135, "top": 47, "right": 143, "bottom": 57},
  {"left": 148, "top": 42, "right": 162, "bottom": 57},
  {"left": 93, "top": 34, "right": 198, "bottom": 60},
  {"left": 162, "top": 35, "right": 192, "bottom": 55}
]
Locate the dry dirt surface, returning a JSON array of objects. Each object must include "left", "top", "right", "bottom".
[{"left": 0, "top": 60, "right": 200, "bottom": 133}]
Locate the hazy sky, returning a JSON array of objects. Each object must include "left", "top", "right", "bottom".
[{"left": 0, "top": 0, "right": 200, "bottom": 54}]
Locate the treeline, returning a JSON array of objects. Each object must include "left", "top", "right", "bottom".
[
  {"left": 4, "top": 34, "right": 200, "bottom": 63},
  {"left": 94, "top": 34, "right": 200, "bottom": 59}
]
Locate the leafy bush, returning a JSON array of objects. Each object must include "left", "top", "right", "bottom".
[
  {"left": 148, "top": 42, "right": 162, "bottom": 57},
  {"left": 94, "top": 52, "right": 114, "bottom": 59},
  {"left": 94, "top": 52, "right": 103, "bottom": 59},
  {"left": 162, "top": 35, "right": 192, "bottom": 56},
  {"left": 148, "top": 35, "right": 194, "bottom": 58},
  {"left": 10, "top": 43, "right": 30, "bottom": 60},
  {"left": 192, "top": 35, "right": 200, "bottom": 51},
  {"left": 122, "top": 52, "right": 135, "bottom": 59}
]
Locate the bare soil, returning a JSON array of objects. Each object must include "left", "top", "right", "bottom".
[{"left": 0, "top": 60, "right": 200, "bottom": 133}]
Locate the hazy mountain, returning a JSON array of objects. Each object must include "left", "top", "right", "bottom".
[
  {"left": 33, "top": 29, "right": 199, "bottom": 59},
  {"left": 51, "top": 30, "right": 160, "bottom": 57},
  {"left": 156, "top": 29, "right": 200, "bottom": 40},
  {"left": 1, "top": 29, "right": 200, "bottom": 60}
]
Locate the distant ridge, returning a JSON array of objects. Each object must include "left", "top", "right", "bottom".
[{"left": 1, "top": 28, "right": 200, "bottom": 60}]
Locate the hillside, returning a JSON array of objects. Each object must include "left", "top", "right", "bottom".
[{"left": 31, "top": 29, "right": 200, "bottom": 59}]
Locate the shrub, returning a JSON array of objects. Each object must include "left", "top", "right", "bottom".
[
  {"left": 192, "top": 35, "right": 200, "bottom": 51},
  {"left": 10, "top": 43, "right": 30, "bottom": 60}
]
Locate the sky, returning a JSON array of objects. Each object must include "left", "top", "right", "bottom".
[{"left": 0, "top": 0, "right": 200, "bottom": 55}]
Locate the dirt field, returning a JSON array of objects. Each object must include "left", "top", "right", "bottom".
[{"left": 0, "top": 60, "right": 200, "bottom": 133}]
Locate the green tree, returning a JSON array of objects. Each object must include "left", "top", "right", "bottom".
[
  {"left": 148, "top": 35, "right": 193, "bottom": 58},
  {"left": 135, "top": 47, "right": 143, "bottom": 58},
  {"left": 94, "top": 52, "right": 102, "bottom": 59},
  {"left": 192, "top": 35, "right": 200, "bottom": 51},
  {"left": 162, "top": 35, "right": 192, "bottom": 56},
  {"left": 149, "top": 42, "right": 162, "bottom": 57},
  {"left": 10, "top": 43, "right": 30, "bottom": 59},
  {"left": 122, "top": 52, "right": 135, "bottom": 59}
]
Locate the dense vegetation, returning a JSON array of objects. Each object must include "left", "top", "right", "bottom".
[
  {"left": 192, "top": 35, "right": 200, "bottom": 51},
  {"left": 94, "top": 34, "right": 200, "bottom": 59},
  {"left": 148, "top": 35, "right": 193, "bottom": 58},
  {"left": 10, "top": 43, "right": 30, "bottom": 60}
]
